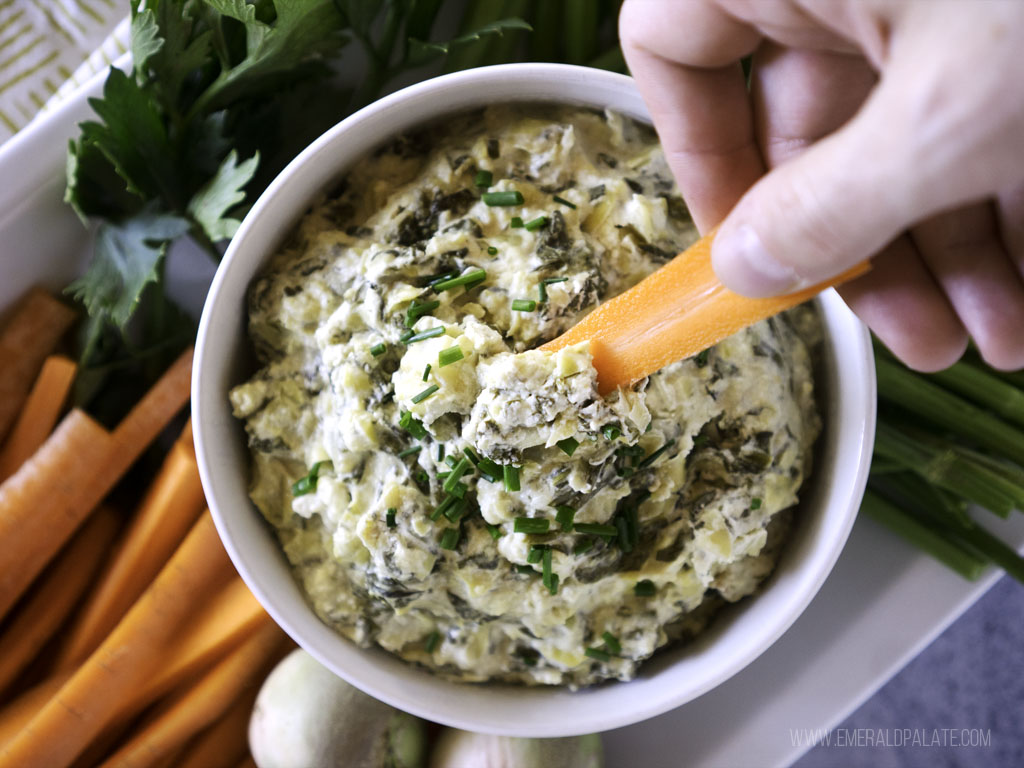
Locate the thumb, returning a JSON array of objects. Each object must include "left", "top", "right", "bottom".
[{"left": 710, "top": 86, "right": 933, "bottom": 298}]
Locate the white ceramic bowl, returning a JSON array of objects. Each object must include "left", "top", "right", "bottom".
[{"left": 193, "top": 63, "right": 876, "bottom": 737}]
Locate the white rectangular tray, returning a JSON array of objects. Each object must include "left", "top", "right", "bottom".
[{"left": 3, "top": 64, "right": 1022, "bottom": 768}]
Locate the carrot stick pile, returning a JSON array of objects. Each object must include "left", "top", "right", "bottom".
[{"left": 0, "top": 287, "right": 287, "bottom": 768}]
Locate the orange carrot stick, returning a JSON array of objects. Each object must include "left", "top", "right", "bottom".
[
  {"left": 0, "top": 409, "right": 115, "bottom": 622},
  {"left": 176, "top": 686, "right": 259, "bottom": 768},
  {"left": 97, "top": 622, "right": 286, "bottom": 768},
  {"left": 0, "top": 506, "right": 119, "bottom": 695},
  {"left": 0, "top": 512, "right": 236, "bottom": 768},
  {"left": 0, "top": 346, "right": 192, "bottom": 624},
  {"left": 541, "top": 231, "right": 870, "bottom": 394},
  {"left": 0, "top": 355, "right": 77, "bottom": 483},
  {"left": 0, "top": 289, "right": 77, "bottom": 444},
  {"left": 55, "top": 421, "right": 206, "bottom": 670}
]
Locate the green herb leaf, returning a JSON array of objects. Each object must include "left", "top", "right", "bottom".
[
  {"left": 186, "top": 149, "right": 259, "bottom": 242},
  {"left": 406, "top": 17, "right": 532, "bottom": 66},
  {"left": 556, "top": 437, "right": 579, "bottom": 456}
]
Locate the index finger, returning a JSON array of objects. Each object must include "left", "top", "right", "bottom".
[{"left": 619, "top": 0, "right": 764, "bottom": 230}]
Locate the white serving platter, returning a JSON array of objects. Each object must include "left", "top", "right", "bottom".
[{"left": 3, "top": 61, "right": 1022, "bottom": 768}]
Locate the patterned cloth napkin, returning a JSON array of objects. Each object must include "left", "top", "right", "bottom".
[{"left": 0, "top": 0, "right": 128, "bottom": 145}]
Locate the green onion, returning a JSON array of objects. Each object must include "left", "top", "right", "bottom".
[
  {"left": 447, "top": 481, "right": 468, "bottom": 500},
  {"left": 399, "top": 329, "right": 415, "bottom": 343},
  {"left": 601, "top": 632, "right": 621, "bottom": 654},
  {"left": 444, "top": 496, "right": 468, "bottom": 520},
  {"left": 437, "top": 471, "right": 451, "bottom": 480},
  {"left": 405, "top": 326, "right": 446, "bottom": 344},
  {"left": 638, "top": 439, "right": 676, "bottom": 469},
  {"left": 422, "top": 364, "right": 432, "bottom": 382},
  {"left": 503, "top": 464, "right": 520, "bottom": 492},
  {"left": 438, "top": 346, "right": 464, "bottom": 367},
  {"left": 510, "top": 216, "right": 524, "bottom": 228},
  {"left": 546, "top": 574, "right": 559, "bottom": 595},
  {"left": 445, "top": 454, "right": 459, "bottom": 469},
  {"left": 405, "top": 299, "right": 440, "bottom": 328},
  {"left": 487, "top": 245, "right": 498, "bottom": 255},
  {"left": 443, "top": 457, "right": 471, "bottom": 492},
  {"left": 574, "top": 522, "right": 617, "bottom": 537},
  {"left": 524, "top": 215, "right": 548, "bottom": 231},
  {"left": 552, "top": 194, "right": 577, "bottom": 209},
  {"left": 370, "top": 343, "right": 386, "bottom": 357},
  {"left": 634, "top": 579, "right": 656, "bottom": 597},
  {"left": 511, "top": 299, "right": 536, "bottom": 312},
  {"left": 386, "top": 508, "right": 397, "bottom": 528},
  {"left": 433, "top": 269, "right": 487, "bottom": 293},
  {"left": 538, "top": 276, "right": 568, "bottom": 304},
  {"left": 514, "top": 517, "right": 550, "bottom": 535},
  {"left": 541, "top": 547, "right": 555, "bottom": 594},
  {"left": 437, "top": 444, "right": 445, "bottom": 461},
  {"left": 750, "top": 497, "right": 763, "bottom": 510},
  {"left": 411, "top": 385, "right": 439, "bottom": 404},
  {"left": 482, "top": 190, "right": 523, "bottom": 206},
  {"left": 397, "top": 445, "right": 422, "bottom": 458},
  {"left": 517, "top": 564, "right": 535, "bottom": 574},
  {"left": 431, "top": 495, "right": 459, "bottom": 521},
  {"left": 463, "top": 447, "right": 480, "bottom": 465},
  {"left": 573, "top": 538, "right": 594, "bottom": 555},
  {"left": 478, "top": 457, "right": 503, "bottom": 483},
  {"left": 585, "top": 647, "right": 610, "bottom": 662},
  {"left": 439, "top": 527, "right": 461, "bottom": 550},
  {"left": 557, "top": 437, "right": 579, "bottom": 456},
  {"left": 427, "top": 270, "right": 458, "bottom": 286},
  {"left": 555, "top": 505, "right": 576, "bottom": 531},
  {"left": 486, "top": 523, "right": 503, "bottom": 540},
  {"left": 527, "top": 546, "right": 545, "bottom": 564},
  {"left": 474, "top": 169, "right": 493, "bottom": 188},
  {"left": 425, "top": 631, "right": 440, "bottom": 652},
  {"left": 602, "top": 425, "right": 621, "bottom": 441},
  {"left": 292, "top": 461, "right": 332, "bottom": 497}
]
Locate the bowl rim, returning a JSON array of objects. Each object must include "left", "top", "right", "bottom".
[{"left": 193, "top": 62, "right": 876, "bottom": 736}]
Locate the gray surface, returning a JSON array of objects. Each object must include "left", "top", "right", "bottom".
[{"left": 794, "top": 576, "right": 1024, "bottom": 768}]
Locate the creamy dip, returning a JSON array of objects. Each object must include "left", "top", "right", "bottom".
[{"left": 230, "top": 105, "right": 821, "bottom": 687}]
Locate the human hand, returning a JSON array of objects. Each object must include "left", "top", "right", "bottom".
[{"left": 620, "top": 0, "right": 1024, "bottom": 371}]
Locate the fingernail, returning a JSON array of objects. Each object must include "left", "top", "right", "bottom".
[{"left": 712, "top": 224, "right": 800, "bottom": 297}]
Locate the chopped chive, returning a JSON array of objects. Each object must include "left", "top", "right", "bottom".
[
  {"left": 433, "top": 269, "right": 486, "bottom": 293},
  {"left": 440, "top": 527, "right": 461, "bottom": 551},
  {"left": 444, "top": 496, "right": 468, "bottom": 519},
  {"left": 574, "top": 523, "right": 617, "bottom": 537},
  {"left": 445, "top": 455, "right": 459, "bottom": 468},
  {"left": 447, "top": 481, "right": 468, "bottom": 500},
  {"left": 422, "top": 364, "right": 432, "bottom": 382},
  {"left": 510, "top": 216, "right": 524, "bottom": 228},
  {"left": 538, "top": 276, "right": 568, "bottom": 303},
  {"left": 397, "top": 445, "right": 422, "bottom": 458},
  {"left": 438, "top": 346, "right": 465, "bottom": 367},
  {"left": 555, "top": 505, "right": 576, "bottom": 531},
  {"left": 406, "top": 299, "right": 441, "bottom": 328},
  {"left": 514, "top": 517, "right": 550, "bottom": 535},
  {"left": 624, "top": 506, "right": 639, "bottom": 548},
  {"left": 511, "top": 298, "right": 537, "bottom": 312},
  {"left": 573, "top": 537, "right": 594, "bottom": 555},
  {"left": 474, "top": 169, "right": 493, "bottom": 188},
  {"left": 541, "top": 547, "right": 554, "bottom": 593},
  {"left": 437, "top": 471, "right": 451, "bottom": 480},
  {"left": 437, "top": 444, "right": 445, "bottom": 461},
  {"left": 638, "top": 439, "right": 676, "bottom": 469},
  {"left": 482, "top": 190, "right": 523, "bottom": 206},
  {"left": 543, "top": 277, "right": 569, "bottom": 284},
  {"left": 431, "top": 494, "right": 459, "bottom": 521},
  {"left": 425, "top": 631, "right": 440, "bottom": 652},
  {"left": 615, "top": 516, "right": 632, "bottom": 553},
  {"left": 370, "top": 343, "right": 386, "bottom": 357},
  {"left": 386, "top": 508, "right": 397, "bottom": 528},
  {"left": 585, "top": 647, "right": 610, "bottom": 662},
  {"left": 292, "top": 461, "right": 332, "bottom": 497},
  {"left": 552, "top": 194, "right": 577, "bottom": 209},
  {"left": 694, "top": 349, "right": 710, "bottom": 367},
  {"left": 400, "top": 330, "right": 415, "bottom": 343},
  {"left": 463, "top": 447, "right": 480, "bottom": 465},
  {"left": 517, "top": 564, "right": 535, "bottom": 574},
  {"left": 750, "top": 497, "right": 763, "bottom": 510},
  {"left": 503, "top": 465, "right": 520, "bottom": 492},
  {"left": 411, "top": 384, "right": 439, "bottom": 404},
  {"left": 527, "top": 545, "right": 545, "bottom": 564},
  {"left": 428, "top": 270, "right": 458, "bottom": 286},
  {"left": 478, "top": 457, "right": 503, "bottom": 483},
  {"left": 634, "top": 579, "right": 656, "bottom": 597},
  {"left": 546, "top": 573, "right": 559, "bottom": 595},
  {"left": 602, "top": 425, "right": 621, "bottom": 441},
  {"left": 557, "top": 437, "right": 579, "bottom": 456},
  {"left": 601, "top": 632, "right": 621, "bottom": 654},
  {"left": 524, "top": 215, "right": 548, "bottom": 231},
  {"left": 486, "top": 523, "right": 503, "bottom": 540},
  {"left": 443, "top": 457, "right": 471, "bottom": 492},
  {"left": 487, "top": 246, "right": 498, "bottom": 255},
  {"left": 405, "top": 326, "right": 446, "bottom": 344}
]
